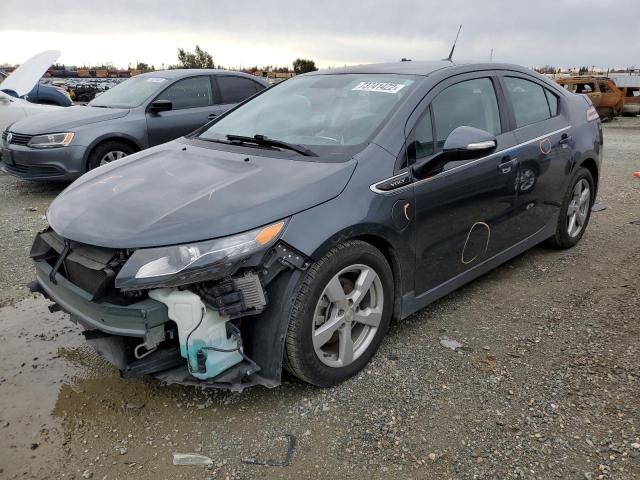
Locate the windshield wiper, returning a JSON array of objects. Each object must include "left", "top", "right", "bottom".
[
  {"left": 197, "top": 137, "right": 233, "bottom": 146},
  {"left": 226, "top": 134, "right": 317, "bottom": 157}
]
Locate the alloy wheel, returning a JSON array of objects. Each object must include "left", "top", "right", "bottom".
[
  {"left": 567, "top": 178, "right": 590, "bottom": 237},
  {"left": 312, "top": 264, "right": 384, "bottom": 368},
  {"left": 519, "top": 168, "right": 536, "bottom": 192},
  {"left": 99, "top": 150, "right": 127, "bottom": 166}
]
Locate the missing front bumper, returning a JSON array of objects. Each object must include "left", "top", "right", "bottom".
[{"left": 33, "top": 260, "right": 273, "bottom": 391}]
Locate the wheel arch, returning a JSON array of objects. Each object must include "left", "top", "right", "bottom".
[
  {"left": 351, "top": 234, "right": 403, "bottom": 321},
  {"left": 83, "top": 135, "right": 142, "bottom": 171},
  {"left": 579, "top": 157, "right": 599, "bottom": 194},
  {"left": 307, "top": 227, "right": 409, "bottom": 322}
]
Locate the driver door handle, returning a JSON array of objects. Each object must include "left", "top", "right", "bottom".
[
  {"left": 498, "top": 156, "right": 517, "bottom": 174},
  {"left": 208, "top": 113, "right": 217, "bottom": 120}
]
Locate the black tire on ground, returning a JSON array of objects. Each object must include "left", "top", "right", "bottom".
[
  {"left": 283, "top": 240, "right": 394, "bottom": 387},
  {"left": 545, "top": 167, "right": 595, "bottom": 249},
  {"left": 86, "top": 141, "right": 136, "bottom": 171}
]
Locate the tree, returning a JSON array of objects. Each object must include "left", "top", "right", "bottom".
[
  {"left": 293, "top": 58, "right": 317, "bottom": 74},
  {"left": 178, "top": 45, "right": 215, "bottom": 69},
  {"left": 136, "top": 62, "right": 152, "bottom": 72}
]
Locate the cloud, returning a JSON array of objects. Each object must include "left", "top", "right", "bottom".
[{"left": 1, "top": 0, "right": 638, "bottom": 68}]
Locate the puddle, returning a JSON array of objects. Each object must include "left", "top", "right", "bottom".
[
  {"left": 0, "top": 297, "right": 340, "bottom": 479},
  {"left": 0, "top": 296, "right": 109, "bottom": 478}
]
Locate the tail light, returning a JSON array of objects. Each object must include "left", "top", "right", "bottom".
[{"left": 586, "top": 106, "right": 599, "bottom": 122}]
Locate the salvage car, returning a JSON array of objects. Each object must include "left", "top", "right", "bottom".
[
  {"left": 556, "top": 76, "right": 624, "bottom": 118},
  {"left": 29, "top": 61, "right": 602, "bottom": 390},
  {"left": 1, "top": 69, "right": 268, "bottom": 181},
  {"left": 0, "top": 51, "right": 63, "bottom": 136},
  {"left": 620, "top": 86, "right": 640, "bottom": 116},
  {"left": 1, "top": 71, "right": 72, "bottom": 107}
]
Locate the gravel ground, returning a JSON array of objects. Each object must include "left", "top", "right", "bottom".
[{"left": 0, "top": 118, "right": 638, "bottom": 479}]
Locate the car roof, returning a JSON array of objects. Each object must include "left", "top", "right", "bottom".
[
  {"left": 306, "top": 60, "right": 535, "bottom": 77},
  {"left": 135, "top": 69, "right": 265, "bottom": 82}
]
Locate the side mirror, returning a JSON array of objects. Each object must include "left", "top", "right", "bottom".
[
  {"left": 411, "top": 126, "right": 497, "bottom": 178},
  {"left": 442, "top": 126, "right": 497, "bottom": 153},
  {"left": 148, "top": 100, "right": 172, "bottom": 114}
]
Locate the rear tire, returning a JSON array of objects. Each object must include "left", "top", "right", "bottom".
[
  {"left": 284, "top": 240, "right": 393, "bottom": 387},
  {"left": 545, "top": 167, "right": 595, "bottom": 249},
  {"left": 87, "top": 141, "right": 135, "bottom": 171}
]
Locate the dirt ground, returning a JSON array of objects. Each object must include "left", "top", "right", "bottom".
[{"left": 0, "top": 118, "right": 638, "bottom": 480}]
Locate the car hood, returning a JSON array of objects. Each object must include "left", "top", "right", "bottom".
[
  {"left": 47, "top": 141, "right": 357, "bottom": 248},
  {"left": 0, "top": 50, "right": 59, "bottom": 97},
  {"left": 0, "top": 92, "right": 61, "bottom": 134},
  {"left": 9, "top": 105, "right": 129, "bottom": 134}
]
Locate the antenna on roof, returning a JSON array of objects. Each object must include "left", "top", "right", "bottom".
[{"left": 445, "top": 24, "right": 462, "bottom": 61}]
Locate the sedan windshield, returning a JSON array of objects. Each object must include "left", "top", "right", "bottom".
[
  {"left": 89, "top": 76, "right": 169, "bottom": 108},
  {"left": 198, "top": 74, "right": 416, "bottom": 157}
]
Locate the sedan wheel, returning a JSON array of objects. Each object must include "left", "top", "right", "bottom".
[
  {"left": 546, "top": 167, "right": 595, "bottom": 249},
  {"left": 87, "top": 141, "right": 136, "bottom": 171},
  {"left": 99, "top": 150, "right": 127, "bottom": 166},
  {"left": 284, "top": 240, "right": 393, "bottom": 387},
  {"left": 312, "top": 264, "right": 383, "bottom": 368},
  {"left": 567, "top": 178, "right": 590, "bottom": 238}
]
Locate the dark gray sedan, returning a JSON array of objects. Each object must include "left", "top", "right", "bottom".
[
  {"left": 30, "top": 61, "right": 602, "bottom": 390},
  {"left": 1, "top": 69, "right": 267, "bottom": 180}
]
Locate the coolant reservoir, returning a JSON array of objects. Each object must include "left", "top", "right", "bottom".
[{"left": 149, "top": 289, "right": 242, "bottom": 380}]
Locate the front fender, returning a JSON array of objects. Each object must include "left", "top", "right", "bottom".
[
  {"left": 242, "top": 268, "right": 305, "bottom": 384},
  {"left": 81, "top": 131, "right": 146, "bottom": 169}
]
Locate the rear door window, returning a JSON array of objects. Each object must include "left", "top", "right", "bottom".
[
  {"left": 217, "top": 76, "right": 260, "bottom": 104},
  {"left": 504, "top": 76, "right": 552, "bottom": 128},
  {"left": 599, "top": 81, "right": 614, "bottom": 93},
  {"left": 156, "top": 76, "right": 212, "bottom": 110},
  {"left": 431, "top": 78, "right": 501, "bottom": 151}
]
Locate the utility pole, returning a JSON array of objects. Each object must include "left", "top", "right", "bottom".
[{"left": 490, "top": 49, "right": 493, "bottom": 63}]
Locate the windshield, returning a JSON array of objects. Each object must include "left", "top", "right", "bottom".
[
  {"left": 198, "top": 74, "right": 416, "bottom": 157},
  {"left": 89, "top": 76, "right": 169, "bottom": 108}
]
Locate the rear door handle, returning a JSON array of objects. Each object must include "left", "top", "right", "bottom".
[
  {"left": 208, "top": 113, "right": 217, "bottom": 120},
  {"left": 498, "top": 156, "right": 517, "bottom": 174}
]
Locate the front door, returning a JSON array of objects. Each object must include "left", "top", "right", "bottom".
[
  {"left": 411, "top": 75, "right": 520, "bottom": 295},
  {"left": 146, "top": 75, "right": 223, "bottom": 146}
]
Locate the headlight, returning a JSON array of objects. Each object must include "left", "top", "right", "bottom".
[
  {"left": 28, "top": 132, "right": 74, "bottom": 149},
  {"left": 115, "top": 220, "right": 287, "bottom": 290}
]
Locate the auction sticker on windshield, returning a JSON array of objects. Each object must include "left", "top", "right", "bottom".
[{"left": 352, "top": 82, "right": 406, "bottom": 94}]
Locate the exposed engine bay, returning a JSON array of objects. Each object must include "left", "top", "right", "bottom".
[{"left": 29, "top": 228, "right": 309, "bottom": 391}]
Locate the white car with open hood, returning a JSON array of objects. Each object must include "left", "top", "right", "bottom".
[{"left": 0, "top": 50, "right": 62, "bottom": 135}]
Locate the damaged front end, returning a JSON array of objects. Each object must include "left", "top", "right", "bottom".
[{"left": 29, "top": 222, "right": 309, "bottom": 391}]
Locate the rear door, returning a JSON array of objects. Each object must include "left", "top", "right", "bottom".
[
  {"left": 146, "top": 75, "right": 218, "bottom": 145},
  {"left": 410, "top": 73, "right": 520, "bottom": 295},
  {"left": 499, "top": 74, "right": 573, "bottom": 239}
]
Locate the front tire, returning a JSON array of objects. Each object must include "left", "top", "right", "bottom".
[
  {"left": 284, "top": 240, "right": 394, "bottom": 387},
  {"left": 87, "top": 141, "right": 135, "bottom": 171},
  {"left": 546, "top": 167, "right": 595, "bottom": 249}
]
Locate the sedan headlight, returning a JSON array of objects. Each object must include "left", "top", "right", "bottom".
[
  {"left": 115, "top": 220, "right": 287, "bottom": 290},
  {"left": 28, "top": 132, "right": 74, "bottom": 149}
]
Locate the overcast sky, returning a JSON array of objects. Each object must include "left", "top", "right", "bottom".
[{"left": 1, "top": 0, "right": 639, "bottom": 69}]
